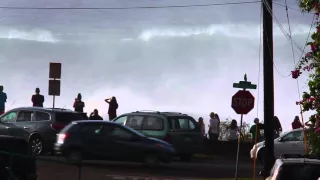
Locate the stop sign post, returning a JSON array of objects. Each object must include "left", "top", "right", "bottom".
[{"left": 232, "top": 74, "right": 257, "bottom": 180}]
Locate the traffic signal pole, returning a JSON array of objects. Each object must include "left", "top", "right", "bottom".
[{"left": 262, "top": 0, "right": 275, "bottom": 177}]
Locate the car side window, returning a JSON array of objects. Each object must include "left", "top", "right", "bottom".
[
  {"left": 35, "top": 112, "right": 50, "bottom": 121},
  {"left": 79, "top": 124, "right": 104, "bottom": 136},
  {"left": 173, "top": 118, "right": 195, "bottom": 130},
  {"left": 142, "top": 116, "right": 164, "bottom": 130},
  {"left": 108, "top": 127, "right": 133, "bottom": 141},
  {"left": 282, "top": 131, "right": 303, "bottom": 141},
  {"left": 16, "top": 111, "right": 34, "bottom": 122},
  {"left": 0, "top": 111, "right": 18, "bottom": 123},
  {"left": 114, "top": 116, "right": 128, "bottom": 125},
  {"left": 125, "top": 115, "right": 144, "bottom": 130}
]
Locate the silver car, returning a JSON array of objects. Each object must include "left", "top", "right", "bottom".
[{"left": 250, "top": 128, "right": 307, "bottom": 163}]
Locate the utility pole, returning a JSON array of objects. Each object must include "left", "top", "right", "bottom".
[{"left": 262, "top": 0, "right": 275, "bottom": 178}]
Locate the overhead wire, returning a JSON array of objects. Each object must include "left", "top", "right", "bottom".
[
  {"left": 0, "top": 1, "right": 263, "bottom": 10},
  {"left": 0, "top": 0, "right": 298, "bottom": 11}
]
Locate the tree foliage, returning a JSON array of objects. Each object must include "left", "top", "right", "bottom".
[{"left": 293, "top": 0, "right": 320, "bottom": 154}]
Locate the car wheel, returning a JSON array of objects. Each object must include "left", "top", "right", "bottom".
[
  {"left": 143, "top": 153, "right": 159, "bottom": 167},
  {"left": 66, "top": 150, "right": 82, "bottom": 164},
  {"left": 29, "top": 135, "right": 44, "bottom": 156},
  {"left": 180, "top": 154, "right": 193, "bottom": 162}
]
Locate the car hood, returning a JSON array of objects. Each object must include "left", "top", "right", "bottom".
[
  {"left": 145, "top": 137, "right": 171, "bottom": 146},
  {"left": 256, "top": 138, "right": 280, "bottom": 147}
]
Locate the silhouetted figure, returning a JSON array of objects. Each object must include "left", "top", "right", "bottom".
[
  {"left": 209, "top": 112, "right": 220, "bottom": 141},
  {"left": 273, "top": 116, "right": 282, "bottom": 138},
  {"left": 250, "top": 118, "right": 264, "bottom": 145},
  {"left": 0, "top": 86, "right": 7, "bottom": 115},
  {"left": 292, "top": 116, "right": 303, "bottom": 129},
  {"left": 227, "top": 119, "right": 239, "bottom": 142},
  {"left": 73, "top": 93, "right": 85, "bottom": 113},
  {"left": 89, "top": 109, "right": 103, "bottom": 120},
  {"left": 31, "top": 88, "right": 44, "bottom": 107},
  {"left": 198, "top": 117, "right": 205, "bottom": 136},
  {"left": 105, "top": 96, "right": 118, "bottom": 120}
]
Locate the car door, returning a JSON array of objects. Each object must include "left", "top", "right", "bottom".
[
  {"left": 77, "top": 123, "right": 109, "bottom": 160},
  {"left": 102, "top": 124, "right": 144, "bottom": 161},
  {"left": 141, "top": 115, "right": 165, "bottom": 139},
  {"left": 8, "top": 110, "right": 35, "bottom": 140},
  {"left": 167, "top": 116, "right": 203, "bottom": 154},
  {"left": 274, "top": 130, "right": 305, "bottom": 157},
  {"left": 0, "top": 111, "right": 19, "bottom": 135}
]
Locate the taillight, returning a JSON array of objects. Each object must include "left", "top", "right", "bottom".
[
  {"left": 164, "top": 135, "right": 171, "bottom": 143},
  {"left": 57, "top": 133, "right": 69, "bottom": 144},
  {"left": 51, "top": 124, "right": 65, "bottom": 131}
]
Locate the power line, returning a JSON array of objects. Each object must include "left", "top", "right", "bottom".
[
  {"left": 273, "top": 2, "right": 312, "bottom": 13},
  {"left": 0, "top": 1, "right": 262, "bottom": 10}
]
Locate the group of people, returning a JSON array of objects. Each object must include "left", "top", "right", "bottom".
[
  {"left": 72, "top": 93, "right": 119, "bottom": 120},
  {"left": 197, "top": 112, "right": 288, "bottom": 145},
  {"left": 0, "top": 86, "right": 119, "bottom": 120}
]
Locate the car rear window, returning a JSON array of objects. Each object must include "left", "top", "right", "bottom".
[
  {"left": 278, "top": 164, "right": 320, "bottom": 180},
  {"left": 55, "top": 112, "right": 87, "bottom": 124}
]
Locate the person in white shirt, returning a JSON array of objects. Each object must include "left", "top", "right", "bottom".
[
  {"left": 209, "top": 112, "right": 220, "bottom": 140},
  {"left": 227, "top": 119, "right": 239, "bottom": 142}
]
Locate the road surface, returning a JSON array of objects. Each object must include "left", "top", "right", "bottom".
[{"left": 36, "top": 157, "right": 262, "bottom": 180}]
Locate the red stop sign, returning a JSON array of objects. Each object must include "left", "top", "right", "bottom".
[{"left": 231, "top": 90, "right": 255, "bottom": 115}]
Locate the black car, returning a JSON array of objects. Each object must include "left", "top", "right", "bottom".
[
  {"left": 0, "top": 107, "right": 88, "bottom": 155},
  {"left": 54, "top": 120, "right": 175, "bottom": 166}
]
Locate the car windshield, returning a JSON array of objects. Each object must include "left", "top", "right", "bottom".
[{"left": 278, "top": 163, "right": 320, "bottom": 180}]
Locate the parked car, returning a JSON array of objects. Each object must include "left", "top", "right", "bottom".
[
  {"left": 261, "top": 154, "right": 320, "bottom": 180},
  {"left": 0, "top": 135, "right": 37, "bottom": 180},
  {"left": 54, "top": 120, "right": 175, "bottom": 166},
  {"left": 112, "top": 111, "right": 203, "bottom": 161},
  {"left": 0, "top": 107, "right": 88, "bottom": 155},
  {"left": 250, "top": 128, "right": 306, "bottom": 163}
]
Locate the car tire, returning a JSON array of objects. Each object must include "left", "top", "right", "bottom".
[
  {"left": 180, "top": 154, "right": 193, "bottom": 162},
  {"left": 143, "top": 153, "right": 160, "bottom": 167},
  {"left": 66, "top": 150, "right": 83, "bottom": 164},
  {"left": 29, "top": 135, "right": 44, "bottom": 156}
]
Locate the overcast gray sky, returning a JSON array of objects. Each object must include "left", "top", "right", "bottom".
[{"left": 0, "top": 0, "right": 315, "bottom": 131}]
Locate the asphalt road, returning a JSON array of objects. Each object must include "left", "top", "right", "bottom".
[{"left": 36, "top": 157, "right": 263, "bottom": 180}]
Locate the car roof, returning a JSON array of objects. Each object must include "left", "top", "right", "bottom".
[
  {"left": 8, "top": 107, "right": 76, "bottom": 113},
  {"left": 121, "top": 111, "right": 191, "bottom": 117},
  {"left": 277, "top": 154, "right": 320, "bottom": 165}
]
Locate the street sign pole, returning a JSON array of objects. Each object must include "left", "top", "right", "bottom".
[
  {"left": 53, "top": 78, "right": 56, "bottom": 109},
  {"left": 232, "top": 74, "right": 257, "bottom": 180}
]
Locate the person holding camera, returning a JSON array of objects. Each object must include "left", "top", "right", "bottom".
[
  {"left": 73, "top": 93, "right": 85, "bottom": 113},
  {"left": 89, "top": 109, "right": 103, "bottom": 120}
]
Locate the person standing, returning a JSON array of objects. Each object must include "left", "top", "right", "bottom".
[
  {"left": 273, "top": 116, "right": 282, "bottom": 138},
  {"left": 198, "top": 117, "right": 205, "bottom": 136},
  {"left": 250, "top": 118, "right": 264, "bottom": 145},
  {"left": 209, "top": 112, "right": 220, "bottom": 141},
  {"left": 227, "top": 119, "right": 239, "bottom": 142},
  {"left": 0, "top": 86, "right": 7, "bottom": 115},
  {"left": 89, "top": 109, "right": 103, "bottom": 120},
  {"left": 105, "top": 96, "right": 118, "bottom": 120},
  {"left": 31, "top": 88, "right": 44, "bottom": 107},
  {"left": 292, "top": 116, "right": 303, "bottom": 129},
  {"left": 73, "top": 93, "right": 85, "bottom": 113}
]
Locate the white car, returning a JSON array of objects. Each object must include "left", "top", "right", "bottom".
[{"left": 250, "top": 128, "right": 307, "bottom": 163}]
